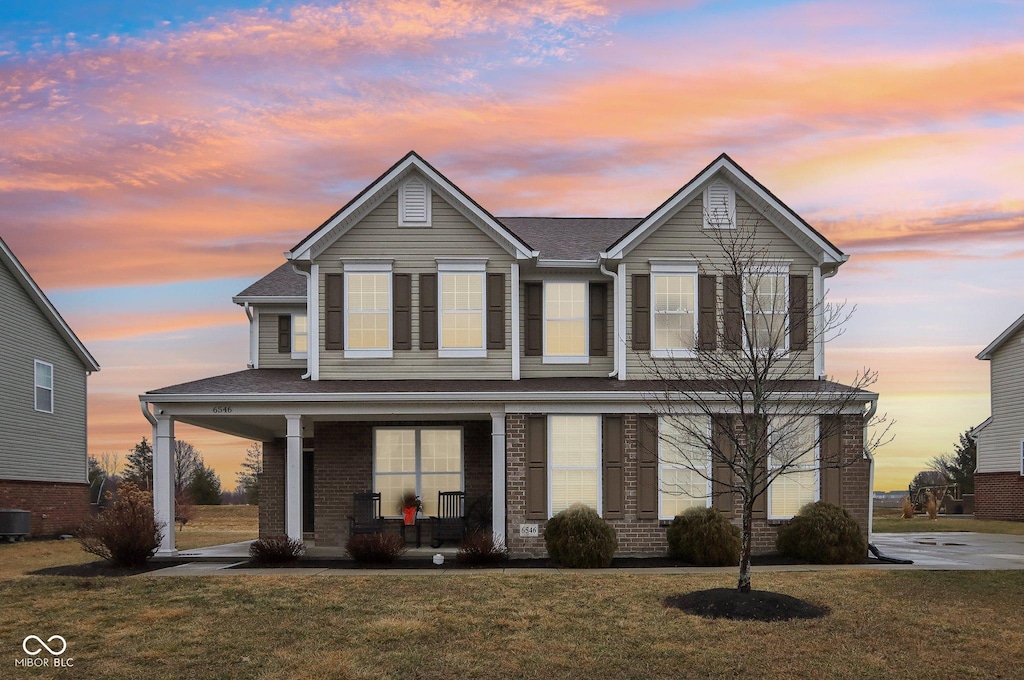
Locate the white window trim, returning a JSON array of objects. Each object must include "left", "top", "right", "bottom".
[
  {"left": 290, "top": 312, "right": 308, "bottom": 360},
  {"left": 547, "top": 415, "right": 603, "bottom": 518},
  {"left": 650, "top": 262, "right": 699, "bottom": 359},
  {"left": 437, "top": 261, "right": 487, "bottom": 359},
  {"left": 743, "top": 265, "right": 791, "bottom": 353},
  {"left": 658, "top": 416, "right": 712, "bottom": 520},
  {"left": 702, "top": 180, "right": 736, "bottom": 229},
  {"left": 542, "top": 280, "right": 589, "bottom": 364},
  {"left": 372, "top": 426, "right": 465, "bottom": 518},
  {"left": 767, "top": 417, "right": 820, "bottom": 520},
  {"left": 1020, "top": 439, "right": 1024, "bottom": 477},
  {"left": 344, "top": 263, "right": 393, "bottom": 359},
  {"left": 34, "top": 360, "right": 54, "bottom": 414},
  {"left": 398, "top": 177, "right": 432, "bottom": 227}
]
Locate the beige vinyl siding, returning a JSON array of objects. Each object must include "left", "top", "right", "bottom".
[
  {"left": 255, "top": 305, "right": 307, "bottom": 369},
  {"left": 0, "top": 259, "right": 89, "bottom": 483},
  {"left": 623, "top": 193, "right": 817, "bottom": 379},
  {"left": 316, "top": 187, "right": 514, "bottom": 379},
  {"left": 978, "top": 325, "right": 1024, "bottom": 473}
]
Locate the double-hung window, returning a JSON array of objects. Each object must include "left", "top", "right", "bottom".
[
  {"left": 374, "top": 427, "right": 463, "bottom": 517},
  {"left": 438, "top": 261, "right": 486, "bottom": 358},
  {"left": 768, "top": 416, "right": 818, "bottom": 519},
  {"left": 548, "top": 415, "right": 600, "bottom": 515},
  {"left": 659, "top": 415, "right": 711, "bottom": 518},
  {"left": 544, "top": 282, "right": 587, "bottom": 363},
  {"left": 345, "top": 263, "right": 392, "bottom": 358},
  {"left": 34, "top": 360, "right": 53, "bottom": 413},
  {"left": 291, "top": 313, "right": 308, "bottom": 358},
  {"left": 744, "top": 267, "right": 789, "bottom": 351},
  {"left": 651, "top": 263, "right": 698, "bottom": 358}
]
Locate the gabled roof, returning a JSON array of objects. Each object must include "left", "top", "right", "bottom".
[
  {"left": 977, "top": 312, "right": 1024, "bottom": 360},
  {"left": 290, "top": 151, "right": 537, "bottom": 262},
  {"left": 497, "top": 217, "right": 641, "bottom": 262},
  {"left": 0, "top": 236, "right": 100, "bottom": 372},
  {"left": 602, "top": 153, "right": 847, "bottom": 265},
  {"left": 232, "top": 263, "right": 306, "bottom": 304}
]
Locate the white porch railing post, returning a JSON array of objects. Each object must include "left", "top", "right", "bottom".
[
  {"left": 285, "top": 415, "right": 303, "bottom": 542},
  {"left": 153, "top": 415, "right": 177, "bottom": 556},
  {"left": 491, "top": 412, "right": 506, "bottom": 548}
]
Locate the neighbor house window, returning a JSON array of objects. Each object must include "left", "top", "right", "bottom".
[
  {"left": 374, "top": 427, "right": 462, "bottom": 516},
  {"left": 659, "top": 415, "right": 711, "bottom": 519},
  {"left": 549, "top": 415, "right": 600, "bottom": 515},
  {"left": 34, "top": 360, "right": 53, "bottom": 413},
  {"left": 291, "top": 313, "right": 308, "bottom": 357},
  {"left": 544, "top": 282, "right": 587, "bottom": 362},
  {"left": 744, "top": 269, "right": 789, "bottom": 351},
  {"left": 438, "top": 262, "right": 486, "bottom": 358},
  {"left": 703, "top": 180, "right": 735, "bottom": 229},
  {"left": 345, "top": 265, "right": 392, "bottom": 358},
  {"left": 768, "top": 416, "right": 818, "bottom": 519},
  {"left": 652, "top": 265, "right": 698, "bottom": 357}
]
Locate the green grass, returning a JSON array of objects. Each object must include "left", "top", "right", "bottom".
[{"left": 872, "top": 507, "right": 1024, "bottom": 535}]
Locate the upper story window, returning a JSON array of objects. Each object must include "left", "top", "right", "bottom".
[
  {"left": 438, "top": 261, "right": 486, "bottom": 359},
  {"left": 744, "top": 268, "right": 789, "bottom": 351},
  {"left": 292, "top": 313, "right": 308, "bottom": 357},
  {"left": 399, "top": 176, "right": 431, "bottom": 227},
  {"left": 346, "top": 263, "right": 392, "bottom": 358},
  {"left": 34, "top": 360, "right": 53, "bottom": 413},
  {"left": 549, "top": 415, "right": 600, "bottom": 516},
  {"left": 544, "top": 282, "right": 587, "bottom": 363},
  {"left": 659, "top": 415, "right": 711, "bottom": 519},
  {"left": 768, "top": 416, "right": 818, "bottom": 519},
  {"left": 703, "top": 180, "right": 735, "bottom": 229},
  {"left": 651, "top": 263, "right": 698, "bottom": 358}
]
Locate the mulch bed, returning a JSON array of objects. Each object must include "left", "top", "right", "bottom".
[
  {"left": 29, "top": 559, "right": 192, "bottom": 578},
  {"left": 664, "top": 588, "right": 830, "bottom": 621}
]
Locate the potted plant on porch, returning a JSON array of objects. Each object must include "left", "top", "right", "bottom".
[{"left": 400, "top": 492, "right": 422, "bottom": 526}]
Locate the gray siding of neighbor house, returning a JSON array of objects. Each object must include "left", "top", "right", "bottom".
[
  {"left": 622, "top": 192, "right": 818, "bottom": 379},
  {"left": 315, "top": 181, "right": 515, "bottom": 380},
  {"left": 978, "top": 325, "right": 1024, "bottom": 473},
  {"left": 256, "top": 305, "right": 308, "bottom": 369},
  {"left": 0, "top": 259, "right": 88, "bottom": 483}
]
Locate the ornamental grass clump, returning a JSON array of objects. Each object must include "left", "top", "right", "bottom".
[
  {"left": 456, "top": 531, "right": 509, "bottom": 567},
  {"left": 776, "top": 501, "right": 867, "bottom": 564},
  {"left": 78, "top": 482, "right": 162, "bottom": 568},
  {"left": 346, "top": 533, "right": 406, "bottom": 564},
  {"left": 666, "top": 507, "right": 741, "bottom": 566},
  {"left": 544, "top": 503, "right": 617, "bottom": 568},
  {"left": 248, "top": 535, "right": 306, "bottom": 564}
]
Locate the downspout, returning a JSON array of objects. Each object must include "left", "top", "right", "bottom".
[
  {"left": 863, "top": 398, "right": 878, "bottom": 544},
  {"left": 243, "top": 302, "right": 255, "bottom": 369},
  {"left": 815, "top": 264, "right": 840, "bottom": 379},
  {"left": 291, "top": 264, "right": 312, "bottom": 380},
  {"left": 599, "top": 260, "right": 618, "bottom": 378}
]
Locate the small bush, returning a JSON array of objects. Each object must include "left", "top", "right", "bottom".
[
  {"left": 666, "top": 507, "right": 741, "bottom": 566},
  {"left": 346, "top": 533, "right": 406, "bottom": 564},
  {"left": 776, "top": 501, "right": 867, "bottom": 564},
  {"left": 248, "top": 535, "right": 306, "bottom": 564},
  {"left": 78, "top": 482, "right": 162, "bottom": 568},
  {"left": 457, "top": 531, "right": 508, "bottom": 566},
  {"left": 544, "top": 503, "right": 617, "bottom": 568},
  {"left": 901, "top": 497, "right": 914, "bottom": 519}
]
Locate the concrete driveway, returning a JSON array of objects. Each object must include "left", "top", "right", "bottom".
[{"left": 872, "top": 532, "right": 1024, "bottom": 570}]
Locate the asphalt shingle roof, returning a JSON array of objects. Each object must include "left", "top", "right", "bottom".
[
  {"left": 496, "top": 217, "right": 642, "bottom": 261},
  {"left": 235, "top": 263, "right": 306, "bottom": 298}
]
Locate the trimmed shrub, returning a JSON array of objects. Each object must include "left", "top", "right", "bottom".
[
  {"left": 776, "top": 501, "right": 867, "bottom": 564},
  {"left": 346, "top": 533, "right": 406, "bottom": 564},
  {"left": 78, "top": 482, "right": 162, "bottom": 568},
  {"left": 666, "top": 507, "right": 741, "bottom": 566},
  {"left": 249, "top": 535, "right": 306, "bottom": 564},
  {"left": 457, "top": 531, "right": 508, "bottom": 567},
  {"left": 544, "top": 503, "right": 617, "bottom": 568}
]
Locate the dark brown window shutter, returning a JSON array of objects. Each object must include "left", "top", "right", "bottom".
[
  {"left": 723, "top": 275, "right": 742, "bottom": 350},
  {"left": 524, "top": 282, "right": 543, "bottom": 357},
  {"left": 602, "top": 416, "right": 624, "bottom": 519},
  {"left": 325, "top": 274, "right": 344, "bottom": 351},
  {"left": 744, "top": 416, "right": 768, "bottom": 519},
  {"left": 277, "top": 315, "right": 291, "bottom": 354},
  {"left": 393, "top": 273, "right": 412, "bottom": 350},
  {"left": 637, "top": 415, "right": 659, "bottom": 518},
  {"left": 589, "top": 282, "right": 608, "bottom": 357},
  {"left": 486, "top": 273, "right": 505, "bottom": 350},
  {"left": 789, "top": 274, "right": 808, "bottom": 351},
  {"left": 711, "top": 416, "right": 735, "bottom": 517},
  {"left": 698, "top": 275, "right": 717, "bottom": 351},
  {"left": 525, "top": 416, "right": 547, "bottom": 520},
  {"left": 632, "top": 274, "right": 650, "bottom": 351},
  {"left": 820, "top": 416, "right": 842, "bottom": 505},
  {"left": 419, "top": 273, "right": 438, "bottom": 350}
]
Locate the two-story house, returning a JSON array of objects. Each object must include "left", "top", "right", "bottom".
[
  {"left": 141, "top": 152, "right": 876, "bottom": 558},
  {"left": 1, "top": 236, "right": 100, "bottom": 537}
]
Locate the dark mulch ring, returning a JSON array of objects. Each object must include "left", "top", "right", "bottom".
[
  {"left": 29, "top": 559, "right": 193, "bottom": 578},
  {"left": 664, "top": 588, "right": 830, "bottom": 622}
]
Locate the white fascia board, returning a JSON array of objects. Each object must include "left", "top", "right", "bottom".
[
  {"left": 232, "top": 296, "right": 308, "bottom": 305},
  {"left": 536, "top": 259, "right": 599, "bottom": 268},
  {"left": 969, "top": 416, "right": 993, "bottom": 439},
  {"left": 976, "top": 312, "right": 1024, "bottom": 360}
]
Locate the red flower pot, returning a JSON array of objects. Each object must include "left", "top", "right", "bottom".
[{"left": 402, "top": 507, "right": 417, "bottom": 525}]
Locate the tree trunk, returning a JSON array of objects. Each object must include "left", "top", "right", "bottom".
[{"left": 738, "top": 499, "right": 753, "bottom": 593}]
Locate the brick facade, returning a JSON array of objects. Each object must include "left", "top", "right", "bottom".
[
  {"left": 0, "top": 479, "right": 90, "bottom": 537},
  {"left": 975, "top": 472, "right": 1024, "bottom": 521},
  {"left": 258, "top": 438, "right": 286, "bottom": 538}
]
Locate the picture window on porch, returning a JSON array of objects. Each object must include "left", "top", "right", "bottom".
[
  {"left": 346, "top": 268, "right": 392, "bottom": 357},
  {"left": 548, "top": 415, "right": 600, "bottom": 515},
  {"left": 659, "top": 415, "right": 711, "bottom": 519},
  {"left": 374, "top": 427, "right": 463, "bottom": 517},
  {"left": 767, "top": 416, "right": 818, "bottom": 519}
]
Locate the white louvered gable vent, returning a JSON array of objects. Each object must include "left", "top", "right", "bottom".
[
  {"left": 703, "top": 180, "right": 735, "bottom": 229},
  {"left": 399, "top": 176, "right": 431, "bottom": 226}
]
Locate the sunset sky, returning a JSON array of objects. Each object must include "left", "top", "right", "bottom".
[{"left": 3, "top": 0, "right": 1023, "bottom": 492}]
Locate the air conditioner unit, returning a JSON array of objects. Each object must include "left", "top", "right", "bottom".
[{"left": 0, "top": 509, "right": 31, "bottom": 541}]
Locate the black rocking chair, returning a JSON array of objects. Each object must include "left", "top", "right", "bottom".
[
  {"left": 348, "top": 491, "right": 384, "bottom": 536},
  {"left": 430, "top": 491, "right": 467, "bottom": 548}
]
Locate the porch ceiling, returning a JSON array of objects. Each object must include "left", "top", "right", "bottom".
[{"left": 173, "top": 412, "right": 492, "bottom": 441}]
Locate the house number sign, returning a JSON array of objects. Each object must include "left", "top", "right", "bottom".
[{"left": 212, "top": 406, "right": 233, "bottom": 414}]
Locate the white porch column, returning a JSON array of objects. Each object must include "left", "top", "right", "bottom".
[
  {"left": 153, "top": 415, "right": 177, "bottom": 556},
  {"left": 285, "top": 415, "right": 303, "bottom": 542},
  {"left": 491, "top": 412, "right": 507, "bottom": 548}
]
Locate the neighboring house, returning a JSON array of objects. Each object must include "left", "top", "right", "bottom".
[
  {"left": 972, "top": 313, "right": 1024, "bottom": 521},
  {"left": 0, "top": 236, "right": 100, "bottom": 536},
  {"left": 141, "top": 151, "right": 876, "bottom": 557}
]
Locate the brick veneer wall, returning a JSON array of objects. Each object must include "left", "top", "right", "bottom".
[
  {"left": 0, "top": 479, "right": 90, "bottom": 537},
  {"left": 504, "top": 412, "right": 870, "bottom": 558},
  {"left": 258, "top": 438, "right": 286, "bottom": 538},
  {"left": 975, "top": 472, "right": 1024, "bottom": 521}
]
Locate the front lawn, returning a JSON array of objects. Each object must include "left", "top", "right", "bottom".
[{"left": 872, "top": 507, "right": 1024, "bottom": 535}]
